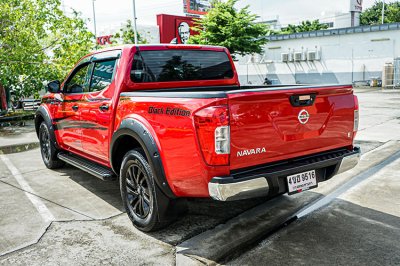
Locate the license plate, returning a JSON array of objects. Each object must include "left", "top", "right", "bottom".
[{"left": 287, "top": 170, "right": 317, "bottom": 195}]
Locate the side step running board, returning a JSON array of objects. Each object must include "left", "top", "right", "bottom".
[{"left": 57, "top": 152, "right": 116, "bottom": 181}]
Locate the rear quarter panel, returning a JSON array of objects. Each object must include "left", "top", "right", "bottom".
[{"left": 115, "top": 96, "right": 230, "bottom": 197}]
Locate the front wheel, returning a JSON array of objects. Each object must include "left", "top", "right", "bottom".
[
  {"left": 39, "top": 122, "right": 64, "bottom": 169},
  {"left": 120, "top": 149, "right": 181, "bottom": 232}
]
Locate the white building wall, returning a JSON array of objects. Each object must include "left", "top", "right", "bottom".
[{"left": 236, "top": 26, "right": 400, "bottom": 85}]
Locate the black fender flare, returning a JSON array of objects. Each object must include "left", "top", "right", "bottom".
[
  {"left": 110, "top": 118, "right": 176, "bottom": 199},
  {"left": 35, "top": 106, "right": 60, "bottom": 150}
]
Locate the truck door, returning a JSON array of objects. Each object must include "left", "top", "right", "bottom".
[
  {"left": 80, "top": 54, "right": 118, "bottom": 162},
  {"left": 54, "top": 61, "right": 92, "bottom": 152}
]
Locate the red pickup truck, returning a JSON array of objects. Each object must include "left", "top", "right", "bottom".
[{"left": 35, "top": 45, "right": 360, "bottom": 231}]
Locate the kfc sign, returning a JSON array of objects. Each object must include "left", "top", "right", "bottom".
[
  {"left": 97, "top": 35, "right": 113, "bottom": 46},
  {"left": 350, "top": 0, "right": 363, "bottom": 12}
]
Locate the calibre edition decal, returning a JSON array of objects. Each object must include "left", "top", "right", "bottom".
[{"left": 148, "top": 106, "right": 191, "bottom": 117}]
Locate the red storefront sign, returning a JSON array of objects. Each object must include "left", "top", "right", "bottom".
[{"left": 97, "top": 35, "right": 113, "bottom": 46}]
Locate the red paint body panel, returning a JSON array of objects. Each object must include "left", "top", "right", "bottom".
[
  {"left": 41, "top": 45, "right": 358, "bottom": 198},
  {"left": 228, "top": 86, "right": 355, "bottom": 170},
  {"left": 115, "top": 97, "right": 230, "bottom": 197}
]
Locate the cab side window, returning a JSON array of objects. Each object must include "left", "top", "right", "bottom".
[
  {"left": 65, "top": 63, "right": 91, "bottom": 94},
  {"left": 90, "top": 59, "right": 116, "bottom": 92}
]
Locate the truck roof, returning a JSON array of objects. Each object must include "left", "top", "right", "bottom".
[{"left": 89, "top": 44, "right": 228, "bottom": 56}]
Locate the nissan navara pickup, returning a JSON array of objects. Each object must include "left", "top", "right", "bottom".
[{"left": 35, "top": 45, "right": 360, "bottom": 231}]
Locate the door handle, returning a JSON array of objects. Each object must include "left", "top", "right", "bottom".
[
  {"left": 72, "top": 105, "right": 79, "bottom": 111},
  {"left": 99, "top": 104, "right": 109, "bottom": 112}
]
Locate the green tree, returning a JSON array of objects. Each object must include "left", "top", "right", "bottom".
[
  {"left": 282, "top": 20, "right": 329, "bottom": 34},
  {"left": 0, "top": 0, "right": 94, "bottom": 99},
  {"left": 360, "top": 1, "right": 400, "bottom": 25},
  {"left": 113, "top": 20, "right": 148, "bottom": 44},
  {"left": 189, "top": 0, "right": 269, "bottom": 58}
]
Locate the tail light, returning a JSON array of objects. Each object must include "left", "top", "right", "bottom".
[
  {"left": 353, "top": 95, "right": 359, "bottom": 136},
  {"left": 194, "top": 105, "right": 230, "bottom": 166}
]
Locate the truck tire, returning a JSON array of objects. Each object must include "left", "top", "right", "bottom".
[
  {"left": 39, "top": 121, "right": 65, "bottom": 169},
  {"left": 120, "top": 149, "right": 177, "bottom": 232}
]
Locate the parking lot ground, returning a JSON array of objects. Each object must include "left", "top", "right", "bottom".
[
  {"left": 228, "top": 154, "right": 400, "bottom": 266},
  {"left": 356, "top": 89, "right": 400, "bottom": 142},
  {"left": 0, "top": 89, "right": 399, "bottom": 265}
]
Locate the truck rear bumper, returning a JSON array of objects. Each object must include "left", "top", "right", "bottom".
[{"left": 208, "top": 147, "right": 361, "bottom": 201}]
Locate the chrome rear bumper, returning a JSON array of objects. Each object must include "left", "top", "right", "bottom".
[
  {"left": 336, "top": 151, "right": 361, "bottom": 174},
  {"left": 208, "top": 177, "right": 269, "bottom": 201},
  {"left": 209, "top": 147, "right": 361, "bottom": 201}
]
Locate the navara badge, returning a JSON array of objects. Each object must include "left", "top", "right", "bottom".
[{"left": 298, "top": 109, "right": 310, "bottom": 124}]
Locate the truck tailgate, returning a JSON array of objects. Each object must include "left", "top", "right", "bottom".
[{"left": 228, "top": 85, "right": 356, "bottom": 170}]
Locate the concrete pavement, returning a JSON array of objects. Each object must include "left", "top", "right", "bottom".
[{"left": 355, "top": 89, "right": 400, "bottom": 142}]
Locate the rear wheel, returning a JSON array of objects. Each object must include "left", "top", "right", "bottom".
[
  {"left": 120, "top": 149, "right": 182, "bottom": 231},
  {"left": 39, "top": 122, "right": 64, "bottom": 169}
]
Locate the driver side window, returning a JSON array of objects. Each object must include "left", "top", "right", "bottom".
[{"left": 65, "top": 63, "right": 91, "bottom": 94}]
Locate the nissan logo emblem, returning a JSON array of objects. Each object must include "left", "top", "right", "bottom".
[{"left": 298, "top": 109, "right": 310, "bottom": 124}]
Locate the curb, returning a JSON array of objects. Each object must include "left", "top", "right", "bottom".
[
  {"left": 175, "top": 140, "right": 400, "bottom": 265},
  {"left": 0, "top": 114, "right": 35, "bottom": 123},
  {"left": 0, "top": 142, "right": 40, "bottom": 155}
]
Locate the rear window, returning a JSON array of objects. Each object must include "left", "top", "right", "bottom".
[{"left": 130, "top": 50, "right": 234, "bottom": 83}]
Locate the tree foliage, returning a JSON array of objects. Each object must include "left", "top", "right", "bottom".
[
  {"left": 113, "top": 20, "right": 148, "bottom": 44},
  {"left": 0, "top": 0, "right": 94, "bottom": 98},
  {"left": 189, "top": 0, "right": 269, "bottom": 57},
  {"left": 360, "top": 1, "right": 400, "bottom": 25},
  {"left": 282, "top": 20, "right": 328, "bottom": 34}
]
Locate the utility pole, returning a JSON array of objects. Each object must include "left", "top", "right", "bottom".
[
  {"left": 132, "top": 0, "right": 138, "bottom": 45},
  {"left": 382, "top": 0, "right": 386, "bottom": 24},
  {"left": 92, "top": 0, "right": 97, "bottom": 44}
]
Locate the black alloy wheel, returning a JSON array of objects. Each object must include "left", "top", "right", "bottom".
[
  {"left": 120, "top": 149, "right": 174, "bottom": 232},
  {"left": 39, "top": 123, "right": 51, "bottom": 163},
  {"left": 125, "top": 163, "right": 153, "bottom": 219},
  {"left": 39, "top": 122, "right": 64, "bottom": 169}
]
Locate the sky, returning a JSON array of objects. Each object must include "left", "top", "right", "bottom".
[{"left": 62, "top": 0, "right": 379, "bottom": 34}]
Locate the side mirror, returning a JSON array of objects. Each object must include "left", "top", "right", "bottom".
[{"left": 47, "top": 80, "right": 61, "bottom": 93}]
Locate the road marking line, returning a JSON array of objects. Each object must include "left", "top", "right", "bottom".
[{"left": 0, "top": 154, "right": 55, "bottom": 223}]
